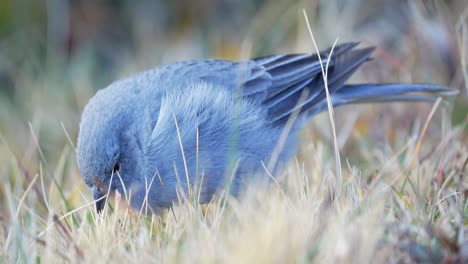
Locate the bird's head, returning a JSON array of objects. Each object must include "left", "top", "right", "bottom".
[{"left": 76, "top": 88, "right": 143, "bottom": 212}]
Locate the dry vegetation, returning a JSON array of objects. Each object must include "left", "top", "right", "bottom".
[{"left": 0, "top": 0, "right": 467, "bottom": 263}]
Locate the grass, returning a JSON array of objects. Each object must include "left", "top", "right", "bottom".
[
  {"left": 1, "top": 126, "right": 466, "bottom": 263},
  {"left": 1, "top": 0, "right": 467, "bottom": 263}
]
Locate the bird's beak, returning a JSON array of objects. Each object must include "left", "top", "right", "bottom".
[{"left": 93, "top": 186, "right": 106, "bottom": 213}]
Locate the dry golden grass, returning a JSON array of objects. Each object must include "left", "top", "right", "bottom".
[{"left": 1, "top": 125, "right": 466, "bottom": 263}]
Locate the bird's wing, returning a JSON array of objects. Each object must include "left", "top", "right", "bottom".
[
  {"left": 240, "top": 42, "right": 375, "bottom": 126},
  {"left": 187, "top": 42, "right": 367, "bottom": 127},
  {"left": 252, "top": 43, "right": 373, "bottom": 125}
]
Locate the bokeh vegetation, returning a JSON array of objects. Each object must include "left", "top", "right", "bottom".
[{"left": 0, "top": 0, "right": 466, "bottom": 263}]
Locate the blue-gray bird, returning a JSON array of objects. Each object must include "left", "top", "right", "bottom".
[{"left": 76, "top": 42, "right": 454, "bottom": 213}]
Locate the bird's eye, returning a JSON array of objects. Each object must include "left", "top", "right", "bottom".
[{"left": 112, "top": 163, "right": 120, "bottom": 174}]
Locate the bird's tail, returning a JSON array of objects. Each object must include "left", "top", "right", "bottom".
[{"left": 303, "top": 83, "right": 458, "bottom": 118}]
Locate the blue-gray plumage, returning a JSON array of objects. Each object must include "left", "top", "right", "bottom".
[{"left": 76, "top": 42, "right": 455, "bottom": 213}]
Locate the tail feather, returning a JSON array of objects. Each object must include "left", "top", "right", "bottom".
[
  {"left": 334, "top": 83, "right": 454, "bottom": 100},
  {"left": 301, "top": 83, "right": 456, "bottom": 119},
  {"left": 335, "top": 94, "right": 441, "bottom": 105}
]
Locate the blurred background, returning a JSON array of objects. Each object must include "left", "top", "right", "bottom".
[{"left": 0, "top": 0, "right": 466, "bottom": 206}]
